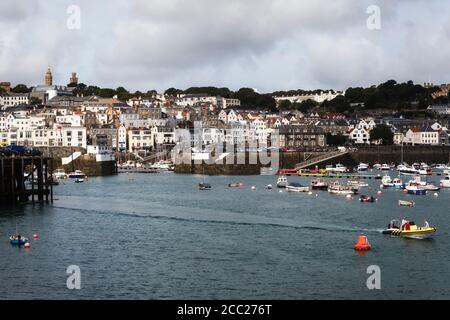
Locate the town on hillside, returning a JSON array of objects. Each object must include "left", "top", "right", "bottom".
[{"left": 1, "top": 68, "right": 450, "bottom": 166}]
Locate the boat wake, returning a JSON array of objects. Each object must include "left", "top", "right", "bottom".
[{"left": 53, "top": 196, "right": 382, "bottom": 234}]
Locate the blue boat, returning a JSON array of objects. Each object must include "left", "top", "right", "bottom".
[{"left": 9, "top": 235, "right": 29, "bottom": 246}]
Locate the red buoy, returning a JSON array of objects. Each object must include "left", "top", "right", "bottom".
[
  {"left": 33, "top": 233, "right": 39, "bottom": 240},
  {"left": 354, "top": 235, "right": 371, "bottom": 251}
]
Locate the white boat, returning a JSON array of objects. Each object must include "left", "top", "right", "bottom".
[
  {"left": 68, "top": 170, "right": 86, "bottom": 179},
  {"left": 410, "top": 176, "right": 440, "bottom": 191},
  {"left": 380, "top": 163, "right": 390, "bottom": 171},
  {"left": 325, "top": 163, "right": 348, "bottom": 173},
  {"left": 404, "top": 180, "right": 427, "bottom": 195},
  {"left": 397, "top": 164, "right": 421, "bottom": 176},
  {"left": 398, "top": 200, "right": 415, "bottom": 207},
  {"left": 52, "top": 169, "right": 67, "bottom": 180},
  {"left": 75, "top": 178, "right": 85, "bottom": 183},
  {"left": 347, "top": 177, "right": 368, "bottom": 188},
  {"left": 382, "top": 175, "right": 403, "bottom": 189},
  {"left": 328, "top": 180, "right": 358, "bottom": 195},
  {"left": 373, "top": 163, "right": 381, "bottom": 170},
  {"left": 356, "top": 163, "right": 369, "bottom": 172},
  {"left": 434, "top": 164, "right": 450, "bottom": 170},
  {"left": 286, "top": 182, "right": 309, "bottom": 192},
  {"left": 440, "top": 175, "right": 450, "bottom": 188},
  {"left": 277, "top": 176, "right": 288, "bottom": 188}
]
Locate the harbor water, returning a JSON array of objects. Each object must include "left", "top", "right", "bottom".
[{"left": 1, "top": 172, "right": 450, "bottom": 299}]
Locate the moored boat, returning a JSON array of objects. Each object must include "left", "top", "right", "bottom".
[
  {"left": 356, "top": 163, "right": 369, "bottom": 172},
  {"left": 286, "top": 182, "right": 309, "bottom": 192},
  {"left": 277, "top": 176, "right": 288, "bottom": 188},
  {"left": 75, "top": 178, "right": 85, "bottom": 183},
  {"left": 68, "top": 170, "right": 86, "bottom": 179},
  {"left": 199, "top": 182, "right": 212, "bottom": 190},
  {"left": 310, "top": 178, "right": 328, "bottom": 190},
  {"left": 9, "top": 234, "right": 29, "bottom": 246},
  {"left": 398, "top": 200, "right": 415, "bottom": 207},
  {"left": 328, "top": 180, "right": 358, "bottom": 195},
  {"left": 359, "top": 195, "right": 375, "bottom": 202},
  {"left": 404, "top": 180, "right": 427, "bottom": 195}
]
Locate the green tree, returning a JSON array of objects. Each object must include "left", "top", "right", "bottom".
[
  {"left": 278, "top": 99, "right": 292, "bottom": 110},
  {"left": 11, "top": 84, "right": 30, "bottom": 93},
  {"left": 370, "top": 124, "right": 394, "bottom": 145},
  {"left": 30, "top": 97, "right": 42, "bottom": 105},
  {"left": 164, "top": 87, "right": 183, "bottom": 96},
  {"left": 326, "top": 133, "right": 348, "bottom": 146}
]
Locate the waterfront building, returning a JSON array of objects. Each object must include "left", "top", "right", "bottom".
[
  {"left": 348, "top": 127, "right": 370, "bottom": 144},
  {"left": 278, "top": 125, "right": 327, "bottom": 148}
]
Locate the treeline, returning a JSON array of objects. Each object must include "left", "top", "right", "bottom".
[{"left": 165, "top": 86, "right": 277, "bottom": 111}]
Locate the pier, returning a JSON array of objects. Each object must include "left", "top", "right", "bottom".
[{"left": 0, "top": 156, "right": 53, "bottom": 206}]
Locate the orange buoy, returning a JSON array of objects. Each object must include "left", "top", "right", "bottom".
[{"left": 354, "top": 234, "right": 371, "bottom": 251}]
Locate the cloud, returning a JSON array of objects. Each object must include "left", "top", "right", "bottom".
[{"left": 0, "top": 0, "right": 449, "bottom": 92}]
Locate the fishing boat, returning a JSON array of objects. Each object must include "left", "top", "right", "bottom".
[
  {"left": 398, "top": 200, "right": 415, "bottom": 207},
  {"left": 382, "top": 176, "right": 403, "bottom": 189},
  {"left": 9, "top": 234, "right": 29, "bottom": 246},
  {"left": 310, "top": 178, "right": 328, "bottom": 190},
  {"left": 277, "top": 176, "right": 288, "bottom": 188},
  {"left": 382, "top": 219, "right": 436, "bottom": 239},
  {"left": 356, "top": 163, "right": 369, "bottom": 172},
  {"left": 359, "top": 195, "right": 375, "bottom": 202},
  {"left": 328, "top": 180, "right": 358, "bottom": 195},
  {"left": 286, "top": 182, "right": 309, "bottom": 192},
  {"left": 404, "top": 180, "right": 427, "bottom": 195},
  {"left": 68, "top": 170, "right": 86, "bottom": 179}
]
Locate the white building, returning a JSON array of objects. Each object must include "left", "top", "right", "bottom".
[
  {"left": 404, "top": 127, "right": 440, "bottom": 146},
  {"left": 274, "top": 90, "right": 344, "bottom": 105},
  {"left": 0, "top": 93, "right": 29, "bottom": 107},
  {"left": 348, "top": 128, "right": 370, "bottom": 144},
  {"left": 127, "top": 127, "right": 155, "bottom": 152}
]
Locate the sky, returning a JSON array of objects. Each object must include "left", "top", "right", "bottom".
[{"left": 1, "top": 0, "right": 449, "bottom": 93}]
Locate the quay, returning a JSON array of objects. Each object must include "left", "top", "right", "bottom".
[{"left": 0, "top": 156, "right": 53, "bottom": 206}]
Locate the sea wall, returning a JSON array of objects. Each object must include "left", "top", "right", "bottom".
[{"left": 62, "top": 155, "right": 117, "bottom": 176}]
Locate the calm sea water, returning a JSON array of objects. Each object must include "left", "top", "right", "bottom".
[{"left": 1, "top": 172, "right": 449, "bottom": 299}]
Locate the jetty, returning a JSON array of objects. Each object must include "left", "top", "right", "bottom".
[{"left": 0, "top": 156, "right": 53, "bottom": 206}]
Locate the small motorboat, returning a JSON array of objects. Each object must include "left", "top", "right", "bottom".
[
  {"left": 53, "top": 169, "right": 67, "bottom": 180},
  {"left": 382, "top": 176, "right": 404, "bottom": 189},
  {"left": 265, "top": 184, "right": 273, "bottom": 189},
  {"left": 347, "top": 177, "right": 368, "bottom": 188},
  {"left": 356, "top": 163, "right": 369, "bottom": 172},
  {"left": 277, "top": 176, "right": 288, "bottom": 188},
  {"left": 286, "top": 182, "right": 309, "bottom": 192},
  {"left": 310, "top": 178, "right": 328, "bottom": 190},
  {"left": 75, "top": 178, "right": 84, "bottom": 183},
  {"left": 199, "top": 182, "right": 212, "bottom": 190},
  {"left": 9, "top": 234, "right": 29, "bottom": 246},
  {"left": 359, "top": 195, "right": 375, "bottom": 203},
  {"left": 68, "top": 170, "right": 86, "bottom": 179},
  {"left": 328, "top": 180, "right": 358, "bottom": 195},
  {"left": 382, "top": 219, "right": 436, "bottom": 239},
  {"left": 228, "top": 183, "right": 240, "bottom": 188},
  {"left": 380, "top": 163, "right": 390, "bottom": 171},
  {"left": 441, "top": 175, "right": 450, "bottom": 188},
  {"left": 398, "top": 200, "right": 415, "bottom": 207},
  {"left": 404, "top": 181, "right": 426, "bottom": 195}
]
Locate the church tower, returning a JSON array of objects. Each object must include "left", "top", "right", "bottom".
[
  {"left": 69, "top": 72, "right": 78, "bottom": 85},
  {"left": 45, "top": 67, "right": 53, "bottom": 86}
]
